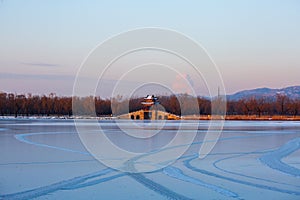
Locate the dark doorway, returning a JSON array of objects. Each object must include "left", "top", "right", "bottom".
[{"left": 144, "top": 111, "right": 151, "bottom": 120}]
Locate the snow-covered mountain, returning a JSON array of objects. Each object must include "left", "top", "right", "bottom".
[{"left": 227, "top": 86, "right": 300, "bottom": 101}]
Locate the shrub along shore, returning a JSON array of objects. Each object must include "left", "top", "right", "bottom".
[{"left": 182, "top": 115, "right": 300, "bottom": 121}]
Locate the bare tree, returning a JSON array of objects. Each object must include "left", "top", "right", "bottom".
[
  {"left": 288, "top": 99, "right": 300, "bottom": 117},
  {"left": 276, "top": 94, "right": 289, "bottom": 116}
]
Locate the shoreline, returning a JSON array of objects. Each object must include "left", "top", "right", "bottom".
[
  {"left": 183, "top": 115, "right": 300, "bottom": 121},
  {"left": 1, "top": 115, "right": 300, "bottom": 121}
]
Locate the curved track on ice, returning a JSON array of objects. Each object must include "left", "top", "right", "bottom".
[
  {"left": 259, "top": 137, "right": 300, "bottom": 177},
  {"left": 1, "top": 124, "right": 300, "bottom": 199}
]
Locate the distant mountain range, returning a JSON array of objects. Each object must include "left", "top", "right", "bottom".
[{"left": 226, "top": 86, "right": 300, "bottom": 101}]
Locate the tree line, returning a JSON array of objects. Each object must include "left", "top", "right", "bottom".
[{"left": 0, "top": 92, "right": 299, "bottom": 117}]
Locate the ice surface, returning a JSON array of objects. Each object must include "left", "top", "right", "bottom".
[
  {"left": 259, "top": 138, "right": 300, "bottom": 177},
  {"left": 0, "top": 119, "right": 299, "bottom": 199}
]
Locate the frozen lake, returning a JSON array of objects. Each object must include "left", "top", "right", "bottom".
[{"left": 0, "top": 119, "right": 300, "bottom": 200}]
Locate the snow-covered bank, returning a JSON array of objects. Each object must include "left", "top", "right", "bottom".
[{"left": 0, "top": 115, "right": 117, "bottom": 120}]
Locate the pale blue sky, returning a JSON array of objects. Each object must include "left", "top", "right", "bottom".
[{"left": 0, "top": 0, "right": 299, "bottom": 96}]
